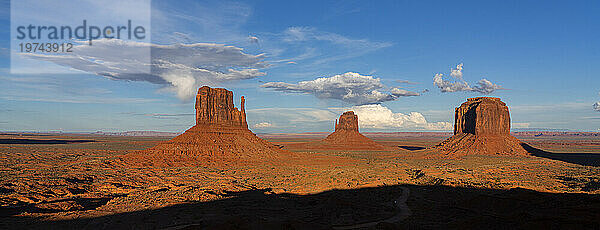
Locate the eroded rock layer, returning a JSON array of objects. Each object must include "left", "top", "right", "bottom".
[
  {"left": 124, "top": 86, "right": 287, "bottom": 167},
  {"left": 195, "top": 86, "right": 247, "bottom": 128},
  {"left": 307, "top": 111, "right": 393, "bottom": 151},
  {"left": 435, "top": 97, "right": 528, "bottom": 155}
]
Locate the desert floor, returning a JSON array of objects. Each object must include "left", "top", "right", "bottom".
[{"left": 0, "top": 133, "right": 599, "bottom": 229}]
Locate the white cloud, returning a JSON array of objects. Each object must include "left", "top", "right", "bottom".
[
  {"left": 390, "top": 88, "right": 421, "bottom": 97},
  {"left": 433, "top": 63, "right": 503, "bottom": 94},
  {"left": 262, "top": 72, "right": 420, "bottom": 105},
  {"left": 247, "top": 107, "right": 337, "bottom": 123},
  {"left": 351, "top": 104, "right": 452, "bottom": 131},
  {"left": 450, "top": 63, "right": 463, "bottom": 78},
  {"left": 593, "top": 91, "right": 600, "bottom": 112},
  {"left": 246, "top": 105, "right": 450, "bottom": 131},
  {"left": 253, "top": 122, "right": 273, "bottom": 128},
  {"left": 472, "top": 79, "right": 503, "bottom": 94},
  {"left": 26, "top": 39, "right": 268, "bottom": 101}
]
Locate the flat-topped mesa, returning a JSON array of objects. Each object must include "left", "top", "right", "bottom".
[
  {"left": 335, "top": 111, "right": 359, "bottom": 132},
  {"left": 454, "top": 97, "right": 510, "bottom": 136},
  {"left": 195, "top": 86, "right": 247, "bottom": 128},
  {"left": 435, "top": 97, "right": 528, "bottom": 155}
]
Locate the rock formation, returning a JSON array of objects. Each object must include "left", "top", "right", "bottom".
[
  {"left": 435, "top": 97, "right": 528, "bottom": 155},
  {"left": 195, "top": 86, "right": 247, "bottom": 128},
  {"left": 124, "top": 86, "right": 288, "bottom": 167},
  {"left": 306, "top": 111, "right": 393, "bottom": 151}
]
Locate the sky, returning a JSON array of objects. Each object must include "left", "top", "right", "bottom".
[{"left": 0, "top": 0, "right": 599, "bottom": 133}]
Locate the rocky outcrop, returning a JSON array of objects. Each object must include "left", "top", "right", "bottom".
[
  {"left": 195, "top": 86, "right": 247, "bottom": 128},
  {"left": 305, "top": 111, "right": 393, "bottom": 151},
  {"left": 335, "top": 111, "right": 359, "bottom": 132},
  {"left": 454, "top": 97, "right": 510, "bottom": 136},
  {"left": 435, "top": 97, "right": 528, "bottom": 155},
  {"left": 124, "top": 86, "right": 289, "bottom": 167}
]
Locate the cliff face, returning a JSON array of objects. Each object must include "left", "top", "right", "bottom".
[
  {"left": 335, "top": 111, "right": 359, "bottom": 132},
  {"left": 195, "top": 86, "right": 247, "bottom": 128},
  {"left": 454, "top": 97, "right": 510, "bottom": 136},
  {"left": 125, "top": 86, "right": 288, "bottom": 167},
  {"left": 435, "top": 97, "right": 528, "bottom": 155}
]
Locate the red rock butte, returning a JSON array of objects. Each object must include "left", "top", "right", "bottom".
[
  {"left": 124, "top": 86, "right": 288, "bottom": 167},
  {"left": 307, "top": 111, "right": 393, "bottom": 151},
  {"left": 195, "top": 86, "right": 247, "bottom": 128},
  {"left": 435, "top": 97, "right": 528, "bottom": 155}
]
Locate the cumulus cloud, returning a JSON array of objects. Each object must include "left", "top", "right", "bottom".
[
  {"left": 351, "top": 104, "right": 452, "bottom": 130},
  {"left": 248, "top": 107, "right": 337, "bottom": 123},
  {"left": 25, "top": 39, "right": 268, "bottom": 100},
  {"left": 261, "top": 72, "right": 420, "bottom": 105},
  {"left": 433, "top": 63, "right": 503, "bottom": 94},
  {"left": 593, "top": 91, "right": 600, "bottom": 112},
  {"left": 252, "top": 122, "right": 273, "bottom": 128},
  {"left": 450, "top": 63, "right": 464, "bottom": 78},
  {"left": 247, "top": 105, "right": 451, "bottom": 131}
]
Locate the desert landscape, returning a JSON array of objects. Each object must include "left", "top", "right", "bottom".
[
  {"left": 3, "top": 2, "right": 600, "bottom": 229},
  {"left": 1, "top": 87, "right": 599, "bottom": 229}
]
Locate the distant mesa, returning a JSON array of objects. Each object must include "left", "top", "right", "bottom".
[
  {"left": 434, "top": 97, "right": 528, "bottom": 155},
  {"left": 124, "top": 86, "right": 290, "bottom": 167},
  {"left": 304, "top": 111, "right": 394, "bottom": 151}
]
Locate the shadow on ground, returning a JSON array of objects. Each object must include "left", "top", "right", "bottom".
[
  {"left": 0, "top": 139, "right": 96, "bottom": 145},
  {"left": 2, "top": 184, "right": 599, "bottom": 230},
  {"left": 398, "top": 146, "right": 426, "bottom": 151},
  {"left": 522, "top": 143, "right": 600, "bottom": 167},
  {"left": 0, "top": 133, "right": 52, "bottom": 137}
]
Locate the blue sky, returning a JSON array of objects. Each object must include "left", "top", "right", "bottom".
[{"left": 0, "top": 0, "right": 599, "bottom": 133}]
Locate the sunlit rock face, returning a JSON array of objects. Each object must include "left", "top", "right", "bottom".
[
  {"left": 454, "top": 97, "right": 510, "bottom": 136},
  {"left": 124, "top": 86, "right": 288, "bottom": 167},
  {"left": 195, "top": 86, "right": 247, "bottom": 128},
  {"left": 436, "top": 97, "right": 528, "bottom": 155},
  {"left": 335, "top": 111, "right": 359, "bottom": 132}
]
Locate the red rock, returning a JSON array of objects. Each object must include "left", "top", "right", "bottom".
[
  {"left": 306, "top": 111, "right": 394, "bottom": 151},
  {"left": 435, "top": 97, "right": 528, "bottom": 155},
  {"left": 195, "top": 86, "right": 247, "bottom": 128},
  {"left": 454, "top": 97, "right": 510, "bottom": 136},
  {"left": 124, "top": 86, "right": 289, "bottom": 167},
  {"left": 335, "top": 111, "right": 359, "bottom": 132}
]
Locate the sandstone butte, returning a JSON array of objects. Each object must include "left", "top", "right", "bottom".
[
  {"left": 434, "top": 97, "right": 529, "bottom": 155},
  {"left": 306, "top": 111, "right": 394, "bottom": 151},
  {"left": 124, "top": 86, "right": 289, "bottom": 167}
]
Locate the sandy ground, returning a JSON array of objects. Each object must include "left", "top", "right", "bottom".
[{"left": 0, "top": 133, "right": 599, "bottom": 229}]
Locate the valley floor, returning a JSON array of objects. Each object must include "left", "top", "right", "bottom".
[{"left": 0, "top": 133, "right": 599, "bottom": 229}]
